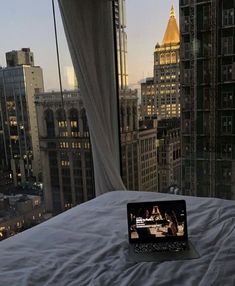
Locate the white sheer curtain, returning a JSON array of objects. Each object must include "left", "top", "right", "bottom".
[{"left": 58, "top": 0, "right": 125, "bottom": 195}]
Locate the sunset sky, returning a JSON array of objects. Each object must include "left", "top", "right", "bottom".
[{"left": 0, "top": 0, "right": 179, "bottom": 92}]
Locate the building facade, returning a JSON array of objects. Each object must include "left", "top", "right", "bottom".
[
  {"left": 139, "top": 117, "right": 158, "bottom": 192},
  {"left": 157, "top": 118, "right": 181, "bottom": 193},
  {"left": 35, "top": 90, "right": 95, "bottom": 214},
  {"left": 141, "top": 6, "right": 180, "bottom": 119},
  {"left": 120, "top": 89, "right": 139, "bottom": 190},
  {"left": 180, "top": 0, "right": 235, "bottom": 199},
  {"left": 0, "top": 49, "right": 44, "bottom": 185},
  {"left": 120, "top": 90, "right": 158, "bottom": 192}
]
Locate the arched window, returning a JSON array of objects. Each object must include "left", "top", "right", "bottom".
[
  {"left": 56, "top": 108, "right": 67, "bottom": 137},
  {"left": 160, "top": 54, "right": 165, "bottom": 65},
  {"left": 44, "top": 109, "right": 55, "bottom": 138},
  {"left": 56, "top": 108, "right": 67, "bottom": 127},
  {"left": 171, "top": 52, "right": 176, "bottom": 63},
  {"left": 165, "top": 53, "right": 170, "bottom": 64}
]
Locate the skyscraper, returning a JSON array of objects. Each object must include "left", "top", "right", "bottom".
[
  {"left": 141, "top": 6, "right": 180, "bottom": 119},
  {"left": 114, "top": 0, "right": 128, "bottom": 89},
  {"left": 0, "top": 49, "right": 44, "bottom": 185},
  {"left": 157, "top": 118, "right": 181, "bottom": 193},
  {"left": 180, "top": 0, "right": 235, "bottom": 199}
]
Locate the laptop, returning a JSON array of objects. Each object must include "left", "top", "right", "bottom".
[{"left": 127, "top": 200, "right": 199, "bottom": 262}]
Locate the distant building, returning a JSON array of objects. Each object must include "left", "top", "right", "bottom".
[
  {"left": 35, "top": 90, "right": 95, "bottom": 214},
  {"left": 114, "top": 0, "right": 128, "bottom": 89},
  {"left": 157, "top": 118, "right": 181, "bottom": 193},
  {"left": 139, "top": 116, "right": 158, "bottom": 192},
  {"left": 141, "top": 6, "right": 180, "bottom": 119},
  {"left": 0, "top": 193, "right": 46, "bottom": 240},
  {"left": 6, "top": 48, "right": 34, "bottom": 67},
  {"left": 180, "top": 0, "right": 235, "bottom": 199},
  {"left": 0, "top": 48, "right": 44, "bottom": 185},
  {"left": 120, "top": 89, "right": 139, "bottom": 190}
]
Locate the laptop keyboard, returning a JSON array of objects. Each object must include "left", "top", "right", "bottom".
[{"left": 135, "top": 241, "right": 187, "bottom": 253}]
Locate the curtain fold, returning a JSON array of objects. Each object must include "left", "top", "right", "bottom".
[{"left": 58, "top": 0, "right": 125, "bottom": 195}]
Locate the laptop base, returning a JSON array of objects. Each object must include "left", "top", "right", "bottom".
[{"left": 128, "top": 240, "right": 200, "bottom": 262}]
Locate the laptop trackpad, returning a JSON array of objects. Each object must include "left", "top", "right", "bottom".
[{"left": 129, "top": 241, "right": 200, "bottom": 262}]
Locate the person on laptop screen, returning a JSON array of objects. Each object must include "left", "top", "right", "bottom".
[{"left": 164, "top": 210, "right": 178, "bottom": 236}]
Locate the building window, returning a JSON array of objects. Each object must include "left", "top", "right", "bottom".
[
  {"left": 221, "top": 167, "right": 232, "bottom": 181},
  {"left": 58, "top": 120, "right": 67, "bottom": 128},
  {"left": 72, "top": 142, "right": 81, "bottom": 149},
  {"left": 223, "top": 9, "right": 234, "bottom": 26},
  {"left": 171, "top": 52, "right": 176, "bottom": 63},
  {"left": 221, "top": 65, "right": 233, "bottom": 82},
  {"left": 160, "top": 54, "right": 165, "bottom": 65},
  {"left": 222, "top": 91, "right": 233, "bottom": 108},
  {"left": 70, "top": 120, "right": 78, "bottom": 128},
  {"left": 182, "top": 15, "right": 189, "bottom": 33},
  {"left": 221, "top": 116, "right": 232, "bottom": 134},
  {"left": 71, "top": 131, "right": 79, "bottom": 137},
  {"left": 44, "top": 109, "right": 55, "bottom": 137},
  {"left": 59, "top": 131, "right": 68, "bottom": 137},
  {"left": 222, "top": 37, "right": 233, "bottom": 55},
  {"left": 60, "top": 142, "right": 69, "bottom": 149},
  {"left": 61, "top": 160, "right": 70, "bottom": 167},
  {"left": 165, "top": 53, "right": 171, "bottom": 64},
  {"left": 221, "top": 144, "right": 232, "bottom": 159},
  {"left": 203, "top": 5, "right": 210, "bottom": 29}
]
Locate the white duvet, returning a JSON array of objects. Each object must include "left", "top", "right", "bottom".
[{"left": 0, "top": 191, "right": 235, "bottom": 286}]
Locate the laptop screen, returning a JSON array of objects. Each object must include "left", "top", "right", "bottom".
[{"left": 127, "top": 200, "right": 188, "bottom": 243}]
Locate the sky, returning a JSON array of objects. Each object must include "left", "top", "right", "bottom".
[{"left": 0, "top": 0, "right": 179, "bottom": 92}]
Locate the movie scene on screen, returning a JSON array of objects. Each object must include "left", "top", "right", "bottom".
[{"left": 129, "top": 201, "right": 186, "bottom": 240}]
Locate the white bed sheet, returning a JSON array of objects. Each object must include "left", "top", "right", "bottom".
[{"left": 0, "top": 191, "right": 235, "bottom": 286}]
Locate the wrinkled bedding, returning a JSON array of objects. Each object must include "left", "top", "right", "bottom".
[{"left": 0, "top": 191, "right": 235, "bottom": 286}]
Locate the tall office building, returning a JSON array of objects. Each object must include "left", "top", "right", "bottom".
[
  {"left": 157, "top": 118, "right": 181, "bottom": 193},
  {"left": 35, "top": 90, "right": 95, "bottom": 214},
  {"left": 114, "top": 0, "right": 128, "bottom": 89},
  {"left": 141, "top": 6, "right": 180, "bottom": 119},
  {"left": 0, "top": 49, "right": 44, "bottom": 185},
  {"left": 180, "top": 0, "right": 235, "bottom": 199}
]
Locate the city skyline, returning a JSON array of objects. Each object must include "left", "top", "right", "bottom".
[{"left": 0, "top": 0, "right": 179, "bottom": 92}]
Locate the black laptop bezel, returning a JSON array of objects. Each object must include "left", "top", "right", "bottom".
[{"left": 127, "top": 200, "right": 188, "bottom": 244}]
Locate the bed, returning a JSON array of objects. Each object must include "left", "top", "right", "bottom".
[{"left": 0, "top": 191, "right": 235, "bottom": 286}]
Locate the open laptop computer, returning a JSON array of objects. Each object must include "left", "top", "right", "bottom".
[{"left": 127, "top": 200, "right": 199, "bottom": 262}]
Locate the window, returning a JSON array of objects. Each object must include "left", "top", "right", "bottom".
[
  {"left": 203, "top": 5, "right": 210, "bottom": 29},
  {"left": 221, "top": 116, "right": 232, "bottom": 134},
  {"left": 222, "top": 37, "right": 233, "bottom": 55},
  {"left": 223, "top": 9, "right": 234, "bottom": 26},
  {"left": 221, "top": 65, "right": 233, "bottom": 81},
  {"left": 221, "top": 144, "right": 232, "bottom": 159},
  {"left": 160, "top": 54, "right": 165, "bottom": 65},
  {"left": 222, "top": 91, "right": 233, "bottom": 108},
  {"left": 58, "top": 121, "right": 67, "bottom": 128}
]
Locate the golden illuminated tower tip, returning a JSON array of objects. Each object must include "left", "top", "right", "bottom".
[
  {"left": 170, "top": 5, "right": 175, "bottom": 18},
  {"left": 161, "top": 5, "right": 179, "bottom": 45}
]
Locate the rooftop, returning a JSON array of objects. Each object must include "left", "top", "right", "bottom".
[{"left": 161, "top": 5, "right": 180, "bottom": 46}]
